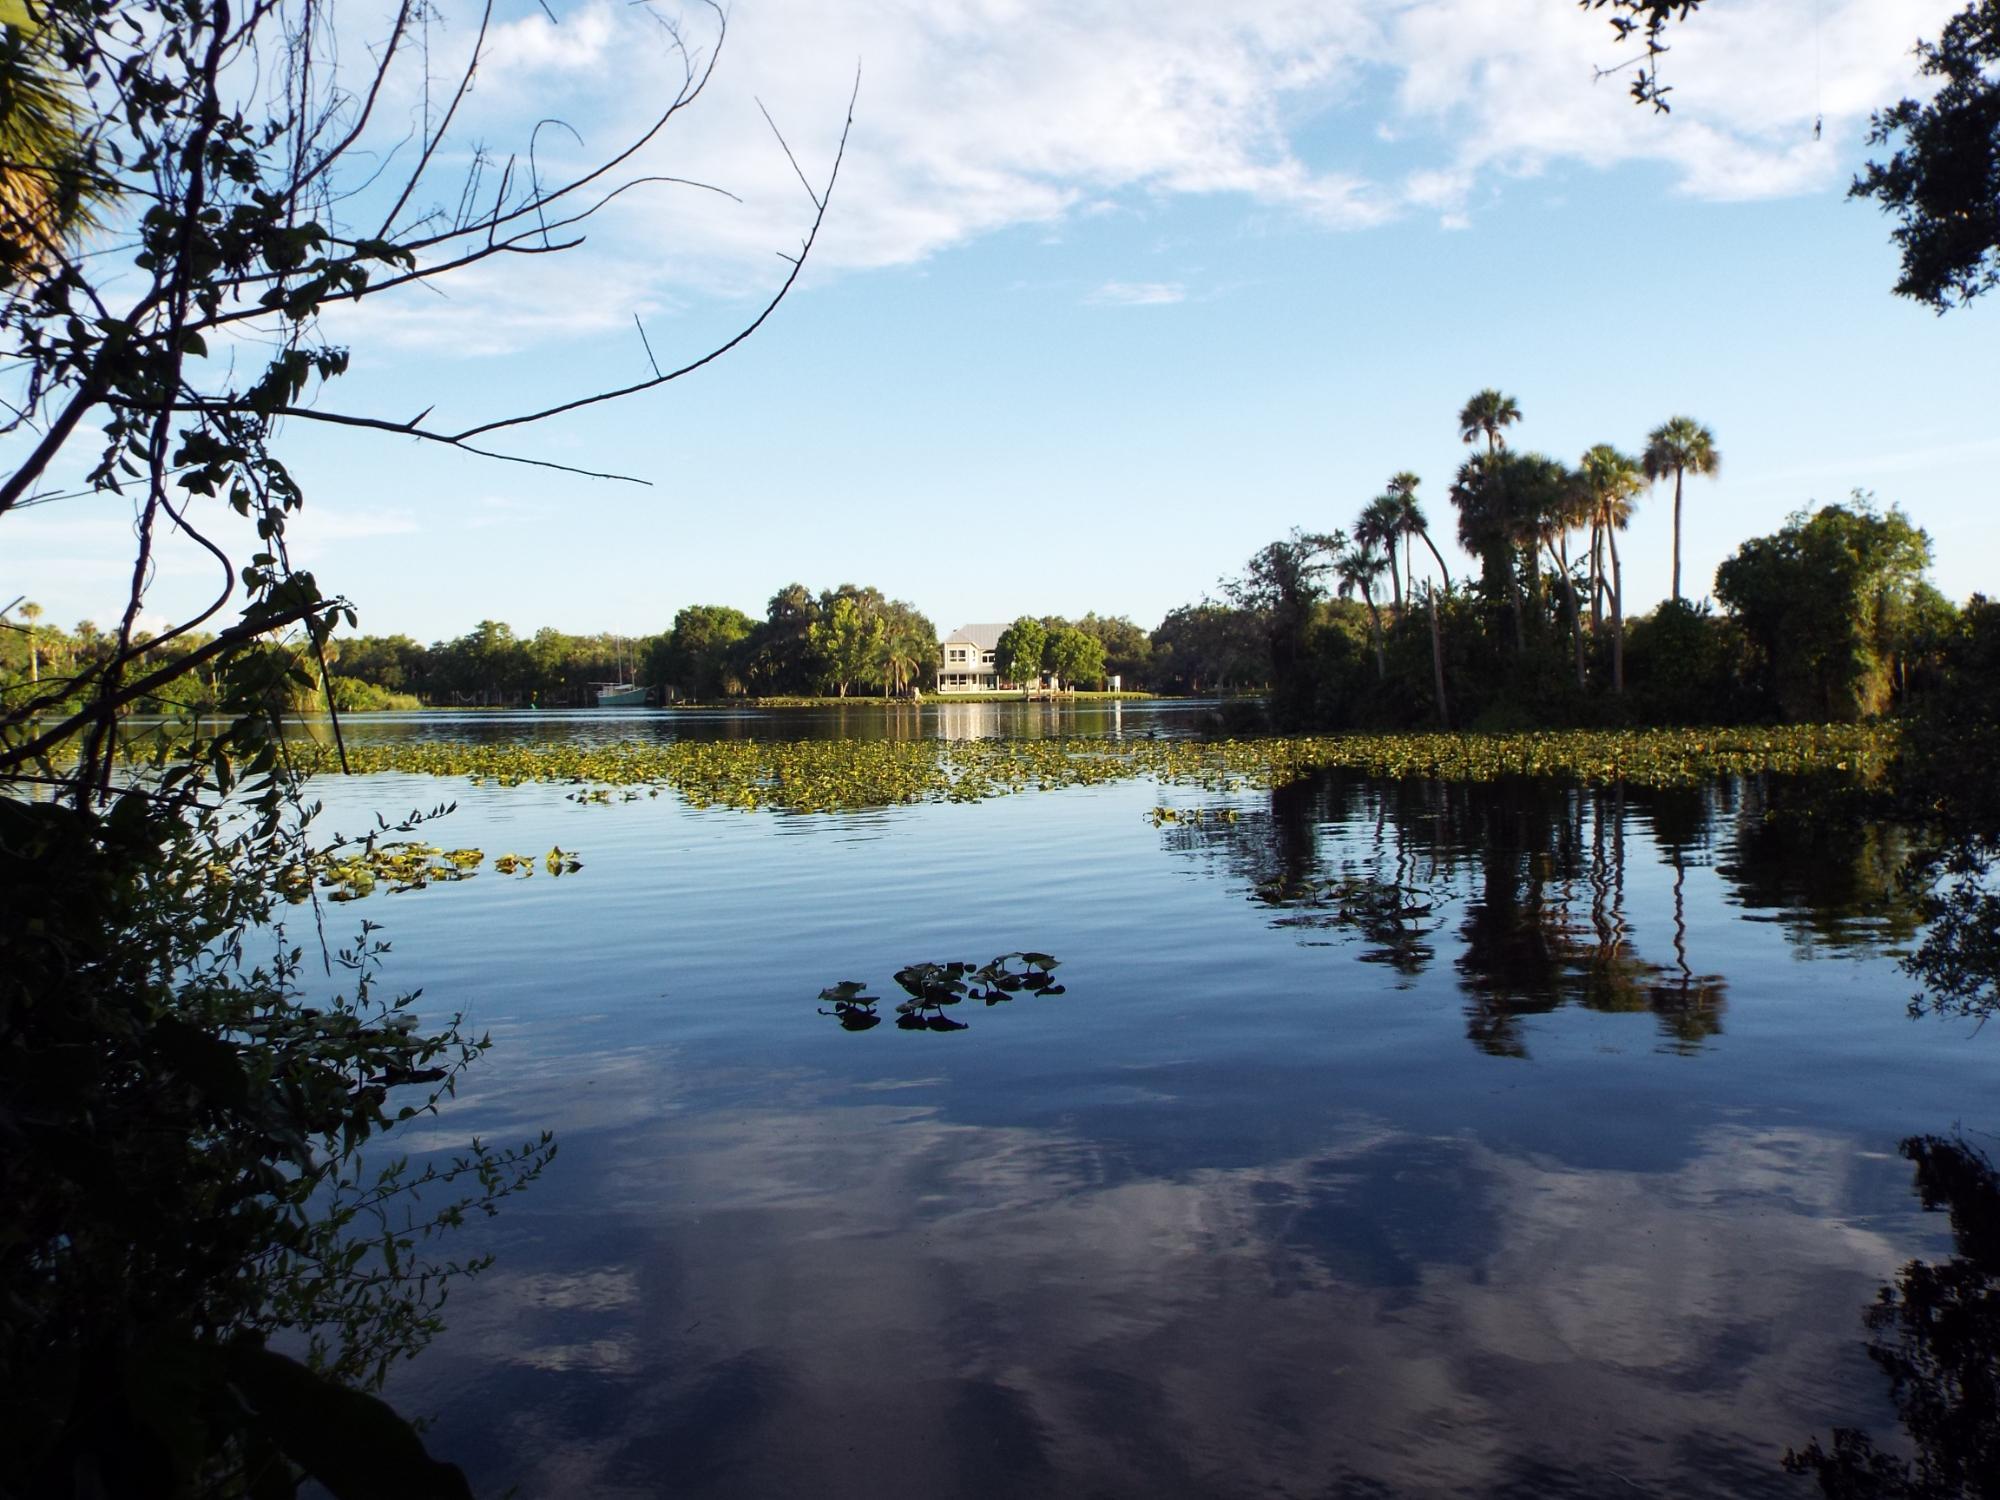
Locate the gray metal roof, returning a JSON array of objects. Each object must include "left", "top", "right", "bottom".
[{"left": 940, "top": 623, "right": 1007, "bottom": 651}]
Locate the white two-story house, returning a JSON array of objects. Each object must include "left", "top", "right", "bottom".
[{"left": 936, "top": 623, "right": 1009, "bottom": 693}]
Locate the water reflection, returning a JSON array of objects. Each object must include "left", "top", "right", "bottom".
[
  {"left": 1161, "top": 773, "right": 1919, "bottom": 1057},
  {"left": 1719, "top": 777, "right": 1923, "bottom": 956},
  {"left": 324, "top": 756, "right": 1983, "bottom": 1500},
  {"left": 1787, "top": 1134, "right": 2000, "bottom": 1498},
  {"left": 286, "top": 697, "right": 1197, "bottom": 749},
  {"left": 411, "top": 1094, "right": 1913, "bottom": 1500}
]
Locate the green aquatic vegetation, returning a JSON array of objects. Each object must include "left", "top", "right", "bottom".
[
  {"left": 286, "top": 843, "right": 581, "bottom": 901},
  {"left": 292, "top": 724, "right": 1899, "bottom": 815},
  {"left": 818, "top": 953, "right": 1067, "bottom": 1034},
  {"left": 1148, "top": 805, "right": 1240, "bottom": 826},
  {"left": 317, "top": 842, "right": 479, "bottom": 902}
]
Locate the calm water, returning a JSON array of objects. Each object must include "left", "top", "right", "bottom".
[{"left": 297, "top": 709, "right": 1992, "bottom": 1499}]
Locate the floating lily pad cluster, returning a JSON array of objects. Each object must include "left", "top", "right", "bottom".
[
  {"left": 275, "top": 842, "right": 584, "bottom": 902},
  {"left": 288, "top": 724, "right": 1897, "bottom": 814},
  {"left": 817, "top": 952, "right": 1066, "bottom": 1032},
  {"left": 1148, "top": 805, "right": 1240, "bottom": 826}
]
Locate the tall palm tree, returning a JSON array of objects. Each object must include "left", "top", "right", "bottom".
[
  {"left": 1642, "top": 417, "right": 1720, "bottom": 604},
  {"left": 1457, "top": 389, "right": 1521, "bottom": 456},
  {"left": 1336, "top": 543, "right": 1388, "bottom": 680},
  {"left": 1457, "top": 392, "right": 1521, "bottom": 646},
  {"left": 1387, "top": 471, "right": 1452, "bottom": 593},
  {"left": 1576, "top": 445, "right": 1643, "bottom": 693},
  {"left": 1356, "top": 494, "right": 1405, "bottom": 612}
]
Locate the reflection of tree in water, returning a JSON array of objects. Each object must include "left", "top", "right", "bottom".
[
  {"left": 1161, "top": 776, "right": 1458, "bottom": 981},
  {"left": 1161, "top": 770, "right": 1938, "bottom": 1057},
  {"left": 1162, "top": 773, "right": 1741, "bottom": 1054},
  {"left": 1904, "top": 838, "right": 2000, "bottom": 1027},
  {"left": 1454, "top": 780, "right": 1726, "bottom": 1057},
  {"left": 1786, "top": 1134, "right": 2000, "bottom": 1499},
  {"left": 1718, "top": 775, "right": 1922, "bottom": 958}
]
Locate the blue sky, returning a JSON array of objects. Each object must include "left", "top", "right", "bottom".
[{"left": 8, "top": 0, "right": 1996, "bottom": 643}]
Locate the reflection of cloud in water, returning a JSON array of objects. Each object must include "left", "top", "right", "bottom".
[
  {"left": 387, "top": 1040, "right": 673, "bottom": 1153},
  {"left": 412, "top": 1099, "right": 1903, "bottom": 1498}
]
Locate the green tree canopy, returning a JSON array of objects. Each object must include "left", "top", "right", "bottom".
[
  {"left": 1073, "top": 613, "right": 1151, "bottom": 685},
  {"left": 995, "top": 617, "right": 1047, "bottom": 688},
  {"left": 1149, "top": 603, "right": 1265, "bottom": 694},
  {"left": 1046, "top": 625, "right": 1106, "bottom": 689},
  {"left": 1852, "top": 1, "right": 2000, "bottom": 311},
  {"left": 809, "top": 593, "right": 887, "bottom": 698},
  {"left": 1716, "top": 497, "right": 1934, "bottom": 721},
  {"left": 651, "top": 605, "right": 754, "bottom": 700},
  {"left": 878, "top": 601, "right": 937, "bottom": 697}
]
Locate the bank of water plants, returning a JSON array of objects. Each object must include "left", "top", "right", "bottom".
[{"left": 288, "top": 723, "right": 1898, "bottom": 815}]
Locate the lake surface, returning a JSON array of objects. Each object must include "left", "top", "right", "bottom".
[{"left": 299, "top": 708, "right": 1993, "bottom": 1499}]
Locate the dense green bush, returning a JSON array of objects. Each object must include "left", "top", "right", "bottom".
[{"left": 0, "top": 766, "right": 552, "bottom": 1496}]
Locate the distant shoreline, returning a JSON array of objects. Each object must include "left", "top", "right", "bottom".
[
  {"left": 400, "top": 690, "right": 1171, "bottom": 711},
  {"left": 653, "top": 691, "right": 1161, "bottom": 709}
]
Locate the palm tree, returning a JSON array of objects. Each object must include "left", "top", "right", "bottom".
[
  {"left": 1576, "top": 445, "right": 1643, "bottom": 693},
  {"left": 879, "top": 610, "right": 935, "bottom": 697},
  {"left": 1450, "top": 452, "right": 1523, "bottom": 649},
  {"left": 1539, "top": 472, "right": 1594, "bottom": 689},
  {"left": 1336, "top": 543, "right": 1388, "bottom": 679},
  {"left": 1387, "top": 471, "right": 1452, "bottom": 593},
  {"left": 1457, "top": 389, "right": 1522, "bottom": 456},
  {"left": 1642, "top": 417, "right": 1720, "bottom": 603},
  {"left": 17, "top": 598, "right": 40, "bottom": 683},
  {"left": 1356, "top": 494, "right": 1405, "bottom": 612},
  {"left": 1503, "top": 453, "right": 1575, "bottom": 649},
  {"left": 0, "top": 14, "right": 104, "bottom": 287}
]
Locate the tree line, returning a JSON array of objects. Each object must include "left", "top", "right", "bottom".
[
  {"left": 95, "top": 588, "right": 1160, "bottom": 708},
  {"left": 1198, "top": 388, "right": 1970, "bottom": 731}
]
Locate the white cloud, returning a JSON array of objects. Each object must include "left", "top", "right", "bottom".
[
  {"left": 1088, "top": 280, "right": 1186, "bottom": 306},
  {"left": 318, "top": 0, "right": 1963, "bottom": 351},
  {"left": 1388, "top": 0, "right": 1961, "bottom": 213}
]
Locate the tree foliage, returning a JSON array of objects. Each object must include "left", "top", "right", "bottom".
[
  {"left": 995, "top": 616, "right": 1047, "bottom": 689},
  {"left": 1587, "top": 0, "right": 2000, "bottom": 311},
  {"left": 1188, "top": 386, "right": 1966, "bottom": 736},
  {"left": 1852, "top": 0, "right": 2000, "bottom": 312},
  {"left": 1045, "top": 624, "right": 1106, "bottom": 689},
  {"left": 648, "top": 605, "right": 754, "bottom": 700},
  {"left": 810, "top": 592, "right": 888, "bottom": 698},
  {"left": 0, "top": 0, "right": 850, "bottom": 1488},
  {"left": 1715, "top": 498, "right": 1934, "bottom": 722}
]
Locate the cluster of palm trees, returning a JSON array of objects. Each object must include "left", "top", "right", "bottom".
[{"left": 1327, "top": 389, "right": 1719, "bottom": 699}]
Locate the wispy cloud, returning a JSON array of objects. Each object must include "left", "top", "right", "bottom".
[
  {"left": 285, "top": 507, "right": 421, "bottom": 544},
  {"left": 1088, "top": 281, "right": 1186, "bottom": 307},
  {"left": 338, "top": 0, "right": 1960, "bottom": 351}
]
